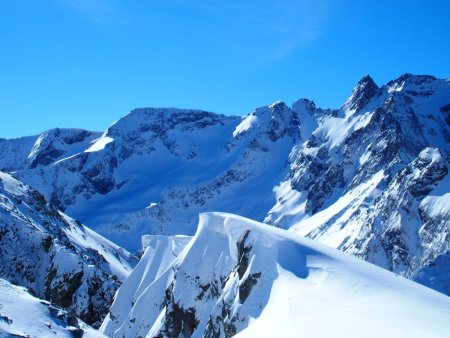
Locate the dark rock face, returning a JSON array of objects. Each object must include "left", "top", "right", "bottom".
[
  {"left": 348, "top": 75, "right": 381, "bottom": 111},
  {"left": 157, "top": 283, "right": 200, "bottom": 338},
  {"left": 45, "top": 269, "right": 84, "bottom": 309},
  {"left": 239, "top": 272, "right": 261, "bottom": 304},
  {"left": 386, "top": 73, "right": 437, "bottom": 87},
  {"left": 29, "top": 146, "right": 65, "bottom": 169}
]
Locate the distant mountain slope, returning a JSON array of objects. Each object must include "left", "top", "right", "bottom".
[
  {"left": 100, "top": 213, "right": 450, "bottom": 338},
  {"left": 0, "top": 171, "right": 137, "bottom": 327},
  {"left": 2, "top": 73, "right": 449, "bottom": 295},
  {"left": 11, "top": 106, "right": 300, "bottom": 251},
  {"left": 0, "top": 128, "right": 101, "bottom": 171},
  {"left": 0, "top": 278, "right": 105, "bottom": 338}
]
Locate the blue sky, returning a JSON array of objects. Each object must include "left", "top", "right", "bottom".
[{"left": 1, "top": 0, "right": 449, "bottom": 138}]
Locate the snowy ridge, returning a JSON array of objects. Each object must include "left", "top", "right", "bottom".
[
  {"left": 101, "top": 213, "right": 450, "bottom": 338},
  {"left": 0, "top": 171, "right": 137, "bottom": 327}
]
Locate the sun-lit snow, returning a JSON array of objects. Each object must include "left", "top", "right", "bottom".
[
  {"left": 290, "top": 170, "right": 386, "bottom": 247},
  {"left": 101, "top": 212, "right": 450, "bottom": 338},
  {"left": 85, "top": 136, "right": 114, "bottom": 152},
  {"left": 233, "top": 114, "right": 258, "bottom": 138},
  {"left": 420, "top": 173, "right": 450, "bottom": 219},
  {"left": 0, "top": 279, "right": 105, "bottom": 338}
]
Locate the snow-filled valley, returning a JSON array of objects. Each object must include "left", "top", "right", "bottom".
[{"left": 0, "top": 73, "right": 449, "bottom": 337}]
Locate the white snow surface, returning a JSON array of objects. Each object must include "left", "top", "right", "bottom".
[
  {"left": 0, "top": 279, "right": 105, "bottom": 338},
  {"left": 101, "top": 212, "right": 450, "bottom": 338},
  {"left": 85, "top": 136, "right": 114, "bottom": 153},
  {"left": 233, "top": 114, "right": 258, "bottom": 138}
]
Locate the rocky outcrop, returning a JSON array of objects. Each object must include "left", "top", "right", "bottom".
[{"left": 0, "top": 171, "right": 136, "bottom": 327}]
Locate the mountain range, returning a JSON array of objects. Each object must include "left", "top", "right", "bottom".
[{"left": 0, "top": 73, "right": 449, "bottom": 337}]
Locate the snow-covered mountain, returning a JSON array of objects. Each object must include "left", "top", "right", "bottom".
[
  {"left": 0, "top": 171, "right": 137, "bottom": 327},
  {"left": 8, "top": 105, "right": 299, "bottom": 252},
  {"left": 1, "top": 73, "right": 449, "bottom": 296},
  {"left": 267, "top": 74, "right": 450, "bottom": 295},
  {"left": 0, "top": 278, "right": 105, "bottom": 337},
  {"left": 100, "top": 212, "right": 450, "bottom": 338},
  {"left": 0, "top": 128, "right": 101, "bottom": 172}
]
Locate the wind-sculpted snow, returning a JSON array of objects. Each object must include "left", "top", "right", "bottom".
[
  {"left": 0, "top": 171, "right": 137, "bottom": 327},
  {"left": 101, "top": 213, "right": 450, "bottom": 338},
  {"left": 1, "top": 73, "right": 449, "bottom": 295}
]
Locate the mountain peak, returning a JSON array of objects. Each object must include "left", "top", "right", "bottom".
[
  {"left": 385, "top": 73, "right": 438, "bottom": 91},
  {"left": 347, "top": 74, "right": 380, "bottom": 112},
  {"left": 357, "top": 74, "right": 377, "bottom": 86}
]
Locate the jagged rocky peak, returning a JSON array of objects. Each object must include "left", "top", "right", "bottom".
[
  {"left": 292, "top": 98, "right": 329, "bottom": 140},
  {"left": 387, "top": 73, "right": 437, "bottom": 87},
  {"left": 346, "top": 74, "right": 381, "bottom": 112},
  {"left": 235, "top": 101, "right": 300, "bottom": 141},
  {"left": 292, "top": 98, "right": 316, "bottom": 113}
]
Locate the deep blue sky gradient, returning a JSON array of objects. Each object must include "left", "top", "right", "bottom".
[{"left": 1, "top": 0, "right": 449, "bottom": 138}]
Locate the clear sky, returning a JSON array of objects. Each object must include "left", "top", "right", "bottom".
[{"left": 1, "top": 0, "right": 449, "bottom": 138}]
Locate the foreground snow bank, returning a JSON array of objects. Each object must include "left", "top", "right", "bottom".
[
  {"left": 102, "top": 212, "right": 450, "bottom": 338},
  {"left": 0, "top": 278, "right": 105, "bottom": 338}
]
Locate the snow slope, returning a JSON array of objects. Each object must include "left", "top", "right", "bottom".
[
  {"left": 0, "top": 278, "right": 105, "bottom": 338},
  {"left": 11, "top": 105, "right": 299, "bottom": 251},
  {"left": 0, "top": 171, "right": 137, "bottom": 327},
  {"left": 101, "top": 213, "right": 450, "bottom": 338}
]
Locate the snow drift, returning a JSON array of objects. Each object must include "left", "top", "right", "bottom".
[{"left": 101, "top": 212, "right": 450, "bottom": 338}]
